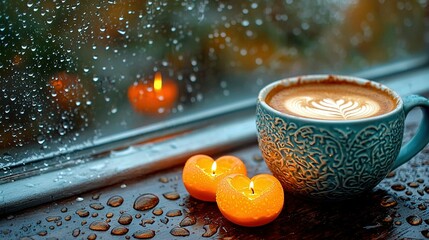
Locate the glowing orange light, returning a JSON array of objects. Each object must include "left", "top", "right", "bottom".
[
  {"left": 211, "top": 161, "right": 217, "bottom": 175},
  {"left": 182, "top": 155, "right": 247, "bottom": 202},
  {"left": 128, "top": 72, "right": 178, "bottom": 115},
  {"left": 249, "top": 181, "right": 255, "bottom": 194},
  {"left": 154, "top": 72, "right": 162, "bottom": 91},
  {"left": 216, "top": 174, "right": 284, "bottom": 227}
]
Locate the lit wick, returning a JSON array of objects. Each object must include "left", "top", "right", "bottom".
[
  {"left": 211, "top": 161, "right": 217, "bottom": 176},
  {"left": 154, "top": 72, "right": 162, "bottom": 92},
  {"left": 250, "top": 181, "right": 255, "bottom": 194}
]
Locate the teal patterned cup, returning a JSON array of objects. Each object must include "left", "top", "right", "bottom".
[{"left": 256, "top": 75, "right": 429, "bottom": 200}]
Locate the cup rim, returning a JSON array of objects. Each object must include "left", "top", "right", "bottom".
[{"left": 258, "top": 74, "right": 403, "bottom": 123}]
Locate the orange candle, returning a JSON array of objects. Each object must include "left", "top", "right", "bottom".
[
  {"left": 216, "top": 174, "right": 284, "bottom": 227},
  {"left": 182, "top": 155, "right": 247, "bottom": 202},
  {"left": 128, "top": 72, "right": 178, "bottom": 115}
]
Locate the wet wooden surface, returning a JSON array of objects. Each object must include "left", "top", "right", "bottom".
[{"left": 1, "top": 121, "right": 429, "bottom": 239}]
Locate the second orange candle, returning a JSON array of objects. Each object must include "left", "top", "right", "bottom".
[{"left": 216, "top": 173, "right": 284, "bottom": 227}]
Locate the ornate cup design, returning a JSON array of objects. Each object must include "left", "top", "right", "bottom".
[{"left": 256, "top": 75, "right": 429, "bottom": 200}]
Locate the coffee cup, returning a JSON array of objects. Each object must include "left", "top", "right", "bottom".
[{"left": 256, "top": 75, "right": 429, "bottom": 200}]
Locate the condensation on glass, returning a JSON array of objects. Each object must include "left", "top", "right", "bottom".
[{"left": 0, "top": 0, "right": 427, "bottom": 174}]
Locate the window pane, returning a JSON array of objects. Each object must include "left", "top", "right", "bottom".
[{"left": 1, "top": 0, "right": 427, "bottom": 172}]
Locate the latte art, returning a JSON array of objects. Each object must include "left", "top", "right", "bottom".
[
  {"left": 266, "top": 80, "right": 397, "bottom": 121},
  {"left": 284, "top": 97, "right": 381, "bottom": 120}
]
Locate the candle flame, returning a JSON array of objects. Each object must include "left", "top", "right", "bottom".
[
  {"left": 250, "top": 181, "right": 254, "bottom": 194},
  {"left": 154, "top": 72, "right": 162, "bottom": 91},
  {"left": 211, "top": 161, "right": 217, "bottom": 175}
]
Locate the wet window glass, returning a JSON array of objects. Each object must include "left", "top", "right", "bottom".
[{"left": 1, "top": 1, "right": 427, "bottom": 174}]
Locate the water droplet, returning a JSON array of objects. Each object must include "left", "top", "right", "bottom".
[
  {"left": 72, "top": 228, "right": 80, "bottom": 237},
  {"left": 421, "top": 230, "right": 429, "bottom": 238},
  {"left": 170, "top": 227, "right": 189, "bottom": 237},
  {"left": 407, "top": 182, "right": 419, "bottom": 188},
  {"left": 106, "top": 212, "right": 114, "bottom": 218},
  {"left": 152, "top": 208, "right": 163, "bottom": 216},
  {"left": 133, "top": 230, "right": 155, "bottom": 239},
  {"left": 118, "top": 213, "right": 133, "bottom": 225},
  {"left": 61, "top": 207, "right": 68, "bottom": 213},
  {"left": 166, "top": 209, "right": 182, "bottom": 217},
  {"left": 386, "top": 171, "right": 396, "bottom": 178},
  {"left": 92, "top": 193, "right": 101, "bottom": 200},
  {"left": 391, "top": 184, "right": 406, "bottom": 191},
  {"left": 418, "top": 203, "right": 427, "bottom": 210},
  {"left": 202, "top": 224, "right": 219, "bottom": 237},
  {"left": 179, "top": 216, "right": 196, "bottom": 227},
  {"left": 406, "top": 215, "right": 422, "bottom": 225},
  {"left": 117, "top": 29, "right": 126, "bottom": 35},
  {"left": 89, "top": 221, "right": 110, "bottom": 231},
  {"left": 37, "top": 135, "right": 45, "bottom": 144},
  {"left": 160, "top": 217, "right": 169, "bottom": 224},
  {"left": 65, "top": 215, "right": 71, "bottom": 221},
  {"left": 87, "top": 233, "right": 97, "bottom": 240},
  {"left": 46, "top": 216, "right": 61, "bottom": 222},
  {"left": 140, "top": 219, "right": 155, "bottom": 227},
  {"left": 38, "top": 231, "right": 47, "bottom": 236},
  {"left": 89, "top": 203, "right": 105, "bottom": 210},
  {"left": 163, "top": 192, "right": 180, "bottom": 200},
  {"left": 120, "top": 184, "right": 127, "bottom": 188},
  {"left": 253, "top": 154, "right": 263, "bottom": 161},
  {"left": 76, "top": 209, "right": 90, "bottom": 217},
  {"left": 380, "top": 196, "right": 397, "bottom": 208},
  {"left": 92, "top": 213, "right": 98, "bottom": 217},
  {"left": 424, "top": 186, "right": 429, "bottom": 194},
  {"left": 159, "top": 177, "right": 169, "bottom": 183},
  {"left": 111, "top": 226, "right": 129, "bottom": 235},
  {"left": 382, "top": 215, "right": 393, "bottom": 224},
  {"left": 76, "top": 197, "right": 84, "bottom": 202},
  {"left": 107, "top": 195, "right": 124, "bottom": 207},
  {"left": 133, "top": 194, "right": 159, "bottom": 211}
]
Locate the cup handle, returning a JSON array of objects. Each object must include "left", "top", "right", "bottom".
[{"left": 392, "top": 95, "right": 429, "bottom": 170}]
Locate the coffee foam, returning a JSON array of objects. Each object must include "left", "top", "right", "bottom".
[
  {"left": 283, "top": 96, "right": 380, "bottom": 120},
  {"left": 267, "top": 79, "right": 397, "bottom": 120}
]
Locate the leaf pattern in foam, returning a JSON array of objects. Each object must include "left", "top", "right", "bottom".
[{"left": 284, "top": 97, "right": 380, "bottom": 120}]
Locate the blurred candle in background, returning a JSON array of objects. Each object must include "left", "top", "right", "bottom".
[{"left": 128, "top": 72, "right": 178, "bottom": 115}]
